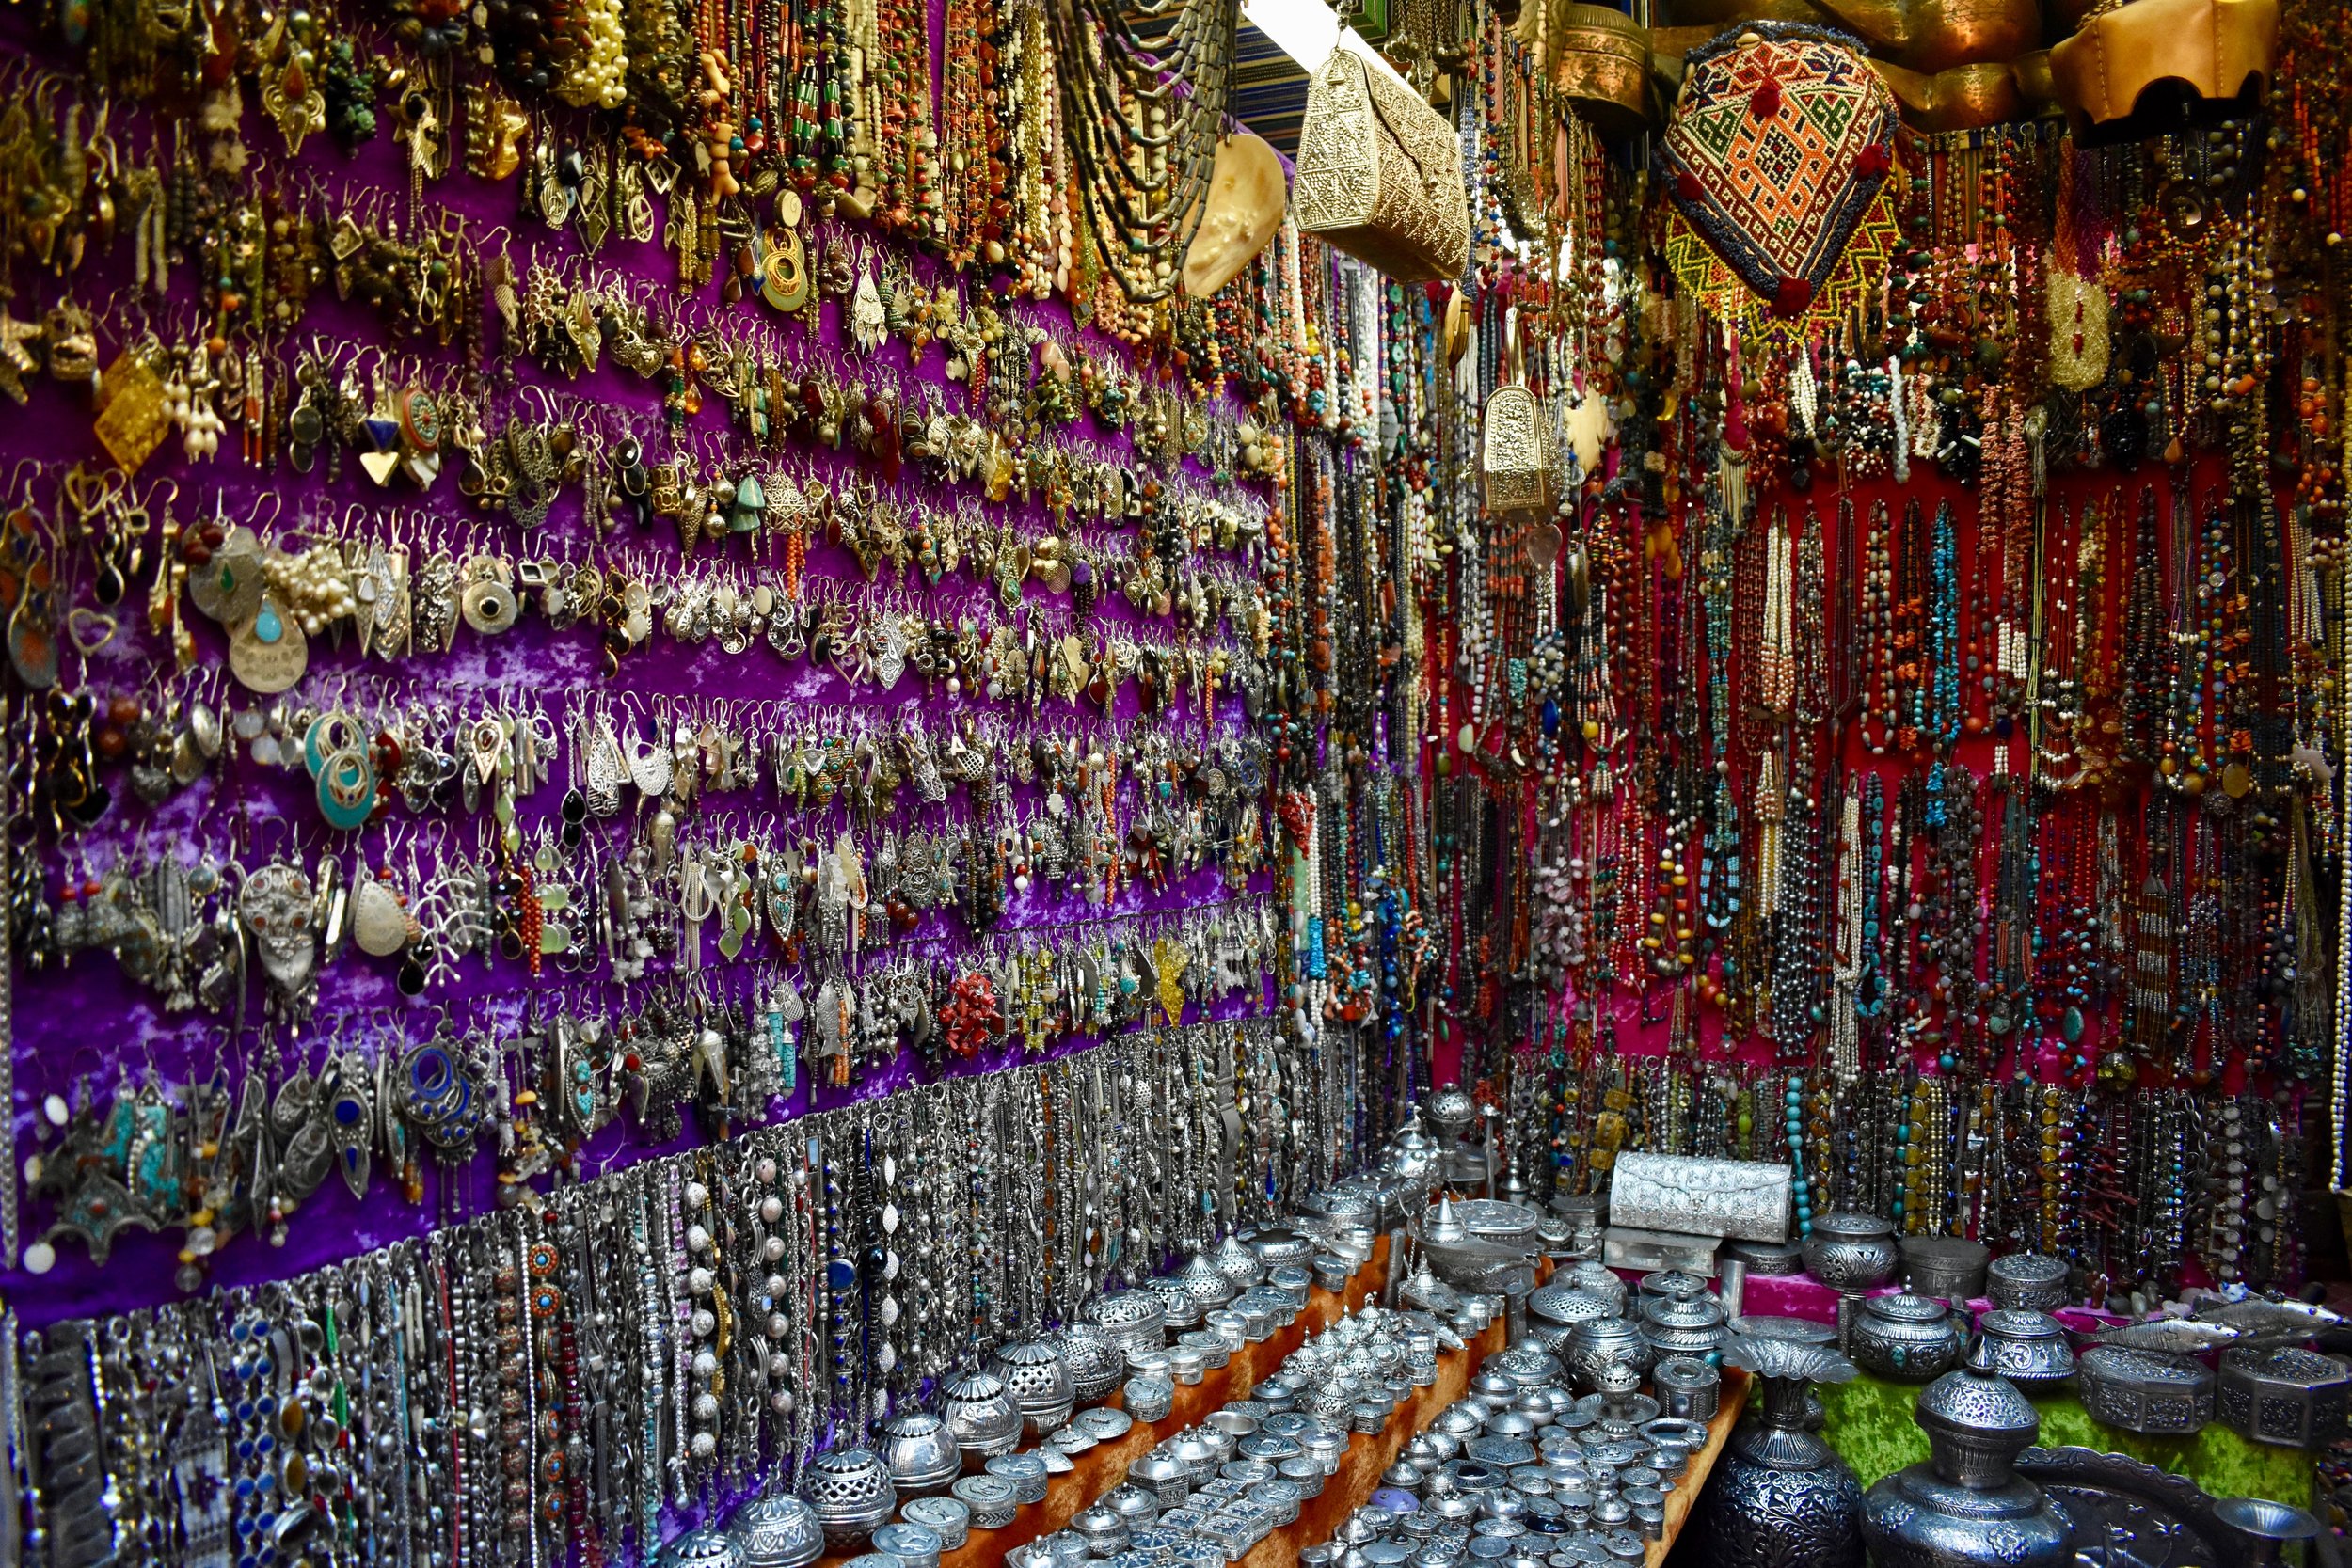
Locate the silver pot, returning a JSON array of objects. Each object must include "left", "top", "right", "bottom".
[
  {"left": 1245, "top": 1225, "right": 1318, "bottom": 1272},
  {"left": 938, "top": 1368, "right": 1023, "bottom": 1462},
  {"left": 1652, "top": 1354, "right": 1721, "bottom": 1422},
  {"left": 800, "top": 1448, "right": 897, "bottom": 1554},
  {"left": 877, "top": 1412, "right": 961, "bottom": 1496},
  {"left": 1984, "top": 1253, "right": 2070, "bottom": 1313},
  {"left": 1641, "top": 1293, "right": 1727, "bottom": 1360},
  {"left": 898, "top": 1496, "right": 970, "bottom": 1551},
  {"left": 1126, "top": 1451, "right": 1192, "bottom": 1510},
  {"left": 1171, "top": 1251, "right": 1241, "bottom": 1314},
  {"left": 1567, "top": 1316, "right": 1652, "bottom": 1389},
  {"left": 1122, "top": 1372, "right": 1175, "bottom": 1424},
  {"left": 1964, "top": 1310, "right": 2074, "bottom": 1390},
  {"left": 726, "top": 1492, "right": 825, "bottom": 1568},
  {"left": 1802, "top": 1212, "right": 1901, "bottom": 1292},
  {"left": 948, "top": 1474, "right": 1019, "bottom": 1530},
  {"left": 1900, "top": 1236, "right": 1990, "bottom": 1302},
  {"left": 988, "top": 1338, "right": 1076, "bottom": 1437},
  {"left": 2076, "top": 1345, "right": 2214, "bottom": 1435},
  {"left": 1850, "top": 1294, "right": 1966, "bottom": 1383},
  {"left": 660, "top": 1528, "right": 744, "bottom": 1568},
  {"left": 1083, "top": 1291, "right": 1168, "bottom": 1358},
  {"left": 870, "top": 1523, "right": 942, "bottom": 1568},
  {"left": 1211, "top": 1231, "right": 1267, "bottom": 1290},
  {"left": 1139, "top": 1274, "right": 1203, "bottom": 1330},
  {"left": 1056, "top": 1323, "right": 1126, "bottom": 1405}
]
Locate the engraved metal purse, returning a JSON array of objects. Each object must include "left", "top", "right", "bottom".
[
  {"left": 1608, "top": 1151, "right": 1792, "bottom": 1243},
  {"left": 1292, "top": 48, "right": 1470, "bottom": 284},
  {"left": 1480, "top": 384, "right": 1555, "bottom": 524}
]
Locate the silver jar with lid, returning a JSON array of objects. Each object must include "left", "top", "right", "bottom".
[
  {"left": 1899, "top": 1236, "right": 1990, "bottom": 1302},
  {"left": 1963, "top": 1310, "right": 2074, "bottom": 1390},
  {"left": 1084, "top": 1291, "right": 1169, "bottom": 1359},
  {"left": 1849, "top": 1294, "right": 1966, "bottom": 1382},
  {"left": 1650, "top": 1354, "right": 1720, "bottom": 1421},
  {"left": 1057, "top": 1322, "right": 1127, "bottom": 1405},
  {"left": 877, "top": 1411, "right": 961, "bottom": 1496},
  {"left": 1641, "top": 1293, "right": 1727, "bottom": 1361},
  {"left": 800, "top": 1448, "right": 897, "bottom": 1554},
  {"left": 1566, "top": 1317, "right": 1651, "bottom": 1388},
  {"left": 1984, "top": 1253, "right": 2070, "bottom": 1313},
  {"left": 726, "top": 1491, "right": 826, "bottom": 1568},
  {"left": 988, "top": 1338, "right": 1076, "bottom": 1437},
  {"left": 939, "top": 1367, "right": 1023, "bottom": 1462}
]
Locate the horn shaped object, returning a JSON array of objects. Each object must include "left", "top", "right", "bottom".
[{"left": 1183, "top": 134, "right": 1288, "bottom": 299}]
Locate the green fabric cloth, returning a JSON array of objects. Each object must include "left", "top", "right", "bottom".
[{"left": 1818, "top": 1372, "right": 2314, "bottom": 1506}]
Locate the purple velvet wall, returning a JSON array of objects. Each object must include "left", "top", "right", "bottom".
[{"left": 0, "top": 2, "right": 1278, "bottom": 1326}]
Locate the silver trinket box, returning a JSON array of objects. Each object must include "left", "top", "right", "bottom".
[
  {"left": 2217, "top": 1344, "right": 2352, "bottom": 1449},
  {"left": 2076, "top": 1345, "right": 2215, "bottom": 1436}
]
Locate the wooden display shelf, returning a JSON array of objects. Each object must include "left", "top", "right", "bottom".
[
  {"left": 1645, "top": 1367, "right": 1745, "bottom": 1568},
  {"left": 821, "top": 1246, "right": 1744, "bottom": 1568},
  {"left": 819, "top": 1238, "right": 1397, "bottom": 1568}
]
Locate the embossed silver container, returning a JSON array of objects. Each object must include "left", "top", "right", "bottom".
[
  {"left": 1702, "top": 1338, "right": 1865, "bottom": 1568},
  {"left": 1984, "top": 1253, "right": 2070, "bottom": 1313},
  {"left": 939, "top": 1368, "right": 1024, "bottom": 1462},
  {"left": 1212, "top": 1231, "right": 1268, "bottom": 1290},
  {"left": 1057, "top": 1323, "right": 1128, "bottom": 1405},
  {"left": 949, "top": 1473, "right": 1020, "bottom": 1530},
  {"left": 2075, "top": 1346, "right": 2215, "bottom": 1435},
  {"left": 660, "top": 1527, "right": 746, "bottom": 1568},
  {"left": 1140, "top": 1274, "right": 1204, "bottom": 1331},
  {"left": 1963, "top": 1310, "right": 2075, "bottom": 1391},
  {"left": 1069, "top": 1502, "right": 1131, "bottom": 1557},
  {"left": 1850, "top": 1294, "right": 1966, "bottom": 1383},
  {"left": 1266, "top": 1264, "right": 1314, "bottom": 1306},
  {"left": 1245, "top": 1225, "right": 1318, "bottom": 1272},
  {"left": 1101, "top": 1481, "right": 1161, "bottom": 1528},
  {"left": 1900, "top": 1236, "right": 1991, "bottom": 1302},
  {"left": 726, "top": 1492, "right": 826, "bottom": 1568},
  {"left": 1123, "top": 1372, "right": 1175, "bottom": 1424},
  {"left": 1609, "top": 1152, "right": 1792, "bottom": 1243},
  {"left": 1802, "top": 1212, "right": 1901, "bottom": 1293},
  {"left": 1638, "top": 1269, "right": 1711, "bottom": 1307},
  {"left": 870, "top": 1522, "right": 942, "bottom": 1568},
  {"left": 1566, "top": 1317, "right": 1652, "bottom": 1388},
  {"left": 1084, "top": 1291, "right": 1169, "bottom": 1359},
  {"left": 1172, "top": 1251, "right": 1242, "bottom": 1315},
  {"left": 1725, "top": 1239, "right": 1804, "bottom": 1276},
  {"left": 1860, "top": 1371, "right": 2073, "bottom": 1568},
  {"left": 985, "top": 1450, "right": 1050, "bottom": 1505},
  {"left": 1651, "top": 1354, "right": 1721, "bottom": 1421},
  {"left": 989, "top": 1338, "right": 1077, "bottom": 1437},
  {"left": 800, "top": 1448, "right": 898, "bottom": 1554},
  {"left": 1524, "top": 1284, "right": 1615, "bottom": 1358},
  {"left": 1487, "top": 1342, "right": 1565, "bottom": 1392},
  {"left": 1203, "top": 1309, "right": 1249, "bottom": 1353},
  {"left": 899, "top": 1495, "right": 970, "bottom": 1551},
  {"left": 878, "top": 1412, "right": 962, "bottom": 1496},
  {"left": 2217, "top": 1345, "right": 2352, "bottom": 1448},
  {"left": 1128, "top": 1451, "right": 1192, "bottom": 1510},
  {"left": 1642, "top": 1293, "right": 1728, "bottom": 1361}
]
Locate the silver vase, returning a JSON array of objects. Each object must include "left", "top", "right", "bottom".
[
  {"left": 1860, "top": 1371, "right": 2073, "bottom": 1568},
  {"left": 1703, "top": 1337, "right": 1866, "bottom": 1568}
]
